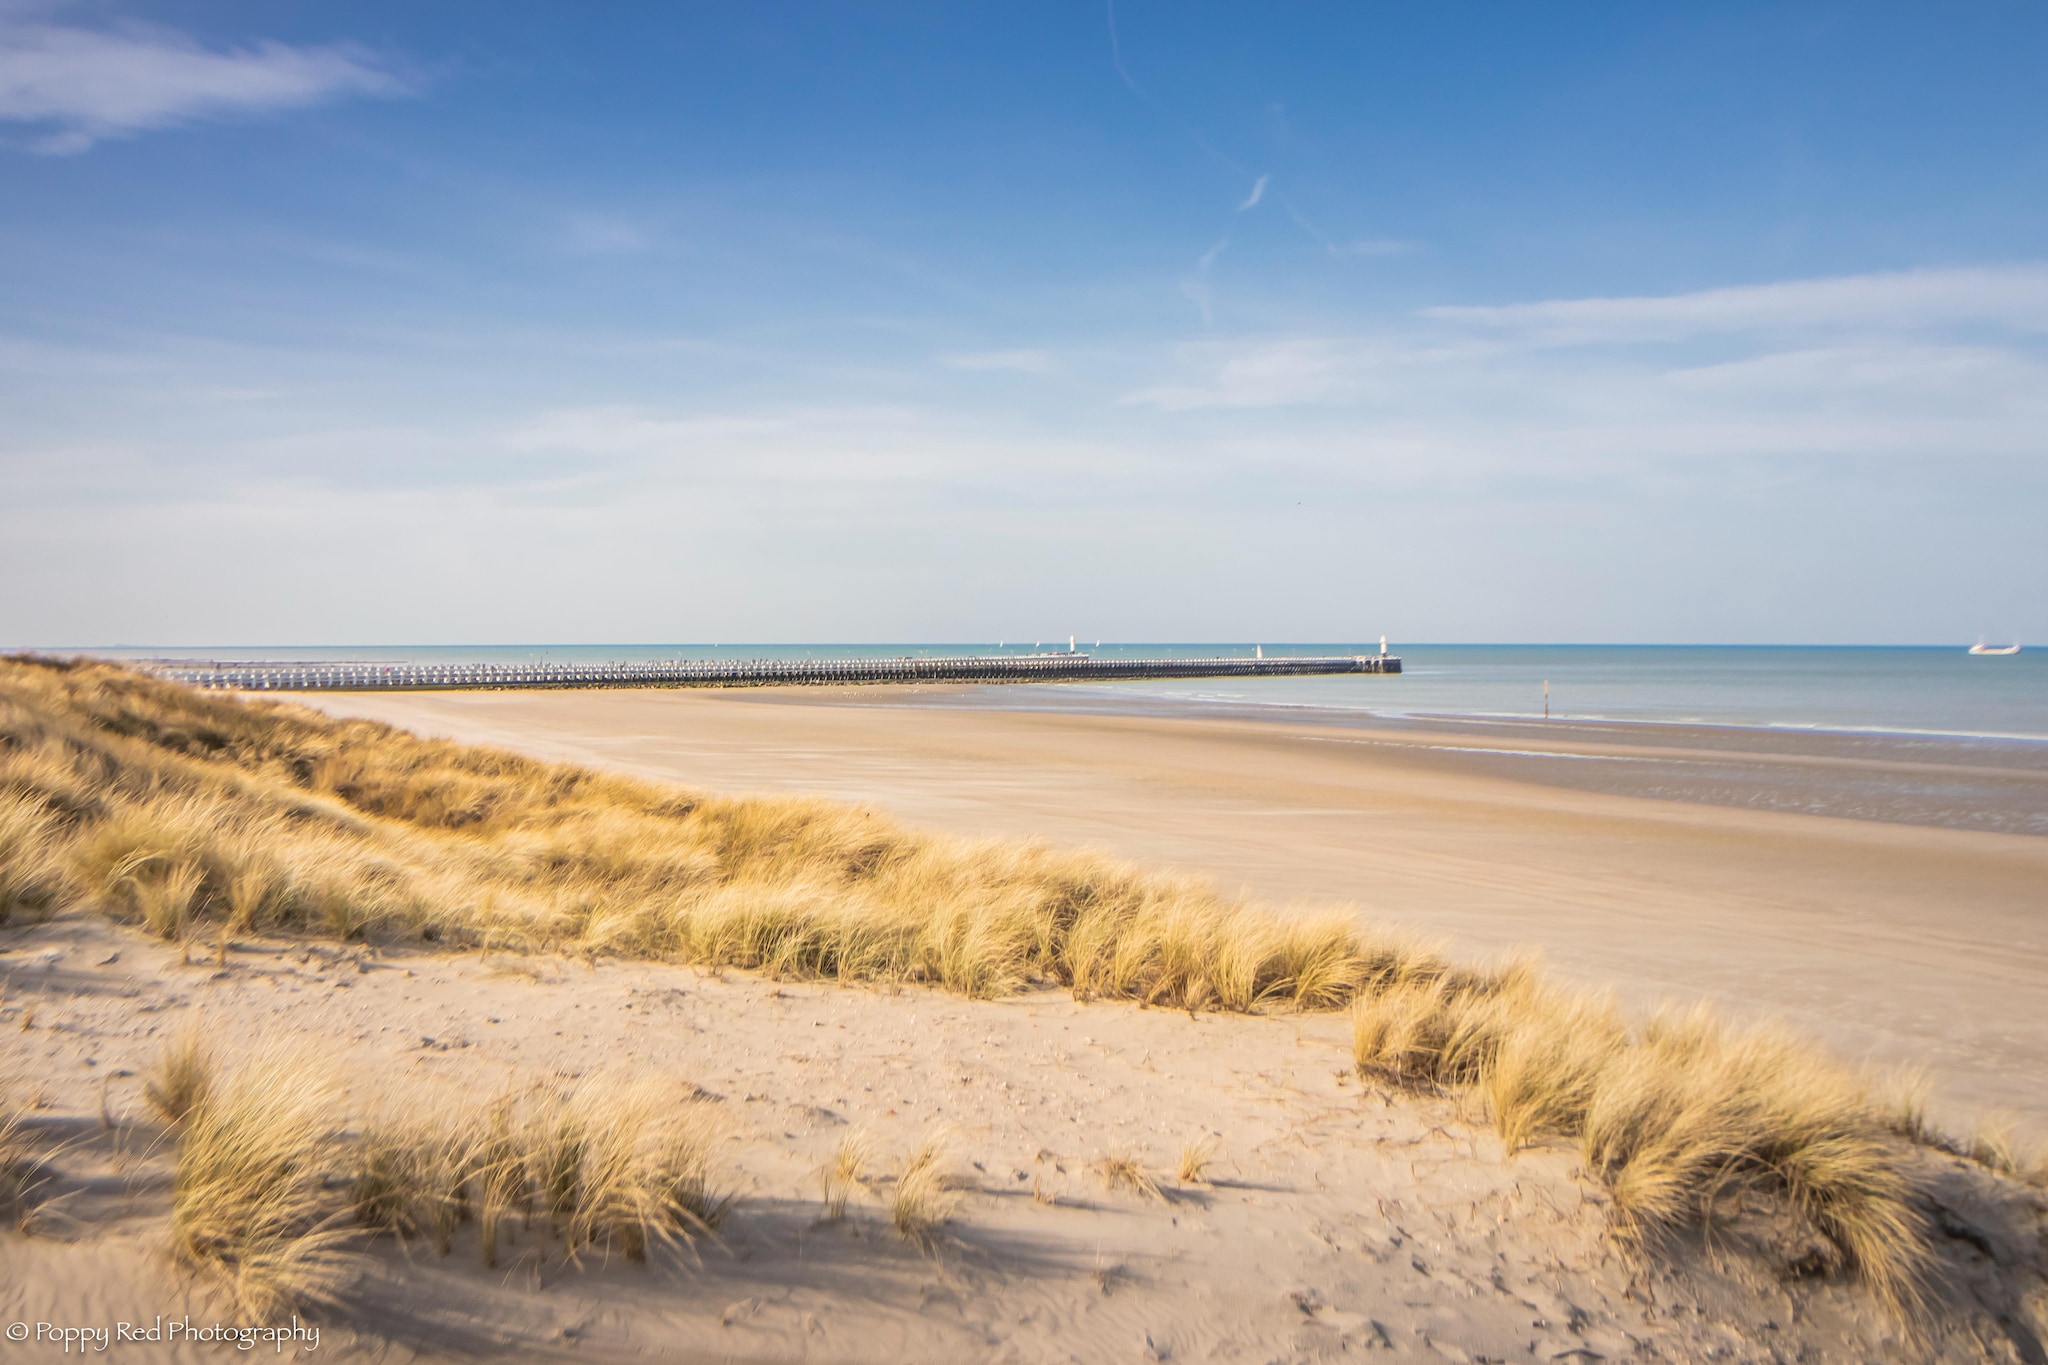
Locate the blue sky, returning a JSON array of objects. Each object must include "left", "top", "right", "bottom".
[{"left": 2, "top": 2, "right": 2044, "bottom": 645}]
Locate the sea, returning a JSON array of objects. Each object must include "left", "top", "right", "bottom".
[{"left": 95, "top": 643, "right": 2048, "bottom": 743}]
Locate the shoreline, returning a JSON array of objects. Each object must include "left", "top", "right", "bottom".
[
  {"left": 812, "top": 679, "right": 2048, "bottom": 757},
  {"left": 757, "top": 684, "right": 2048, "bottom": 839}
]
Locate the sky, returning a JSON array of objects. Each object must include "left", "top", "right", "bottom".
[{"left": 1, "top": 2, "right": 2044, "bottom": 646}]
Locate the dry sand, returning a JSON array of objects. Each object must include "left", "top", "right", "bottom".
[
  {"left": 5, "top": 916, "right": 2031, "bottom": 1364},
  {"left": 4, "top": 682, "right": 2047, "bottom": 1362}
]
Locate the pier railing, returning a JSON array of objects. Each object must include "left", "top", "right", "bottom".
[{"left": 149, "top": 652, "right": 1400, "bottom": 693}]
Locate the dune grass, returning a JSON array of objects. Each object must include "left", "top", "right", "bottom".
[
  {"left": 820, "top": 1130, "right": 873, "bottom": 1222},
  {"left": 1175, "top": 1137, "right": 1218, "bottom": 1186},
  {"left": 0, "top": 655, "right": 2004, "bottom": 1312},
  {"left": 143, "top": 1025, "right": 214, "bottom": 1125},
  {"left": 1, "top": 1086, "right": 39, "bottom": 1231},
  {"left": 0, "top": 655, "right": 1388, "bottom": 1009},
  {"left": 890, "top": 1133, "right": 959, "bottom": 1247},
  {"left": 1095, "top": 1151, "right": 1167, "bottom": 1203},
  {"left": 163, "top": 1042, "right": 730, "bottom": 1313},
  {"left": 170, "top": 1057, "right": 357, "bottom": 1318},
  {"left": 351, "top": 1075, "right": 729, "bottom": 1269},
  {"left": 1350, "top": 968, "right": 1938, "bottom": 1317}
]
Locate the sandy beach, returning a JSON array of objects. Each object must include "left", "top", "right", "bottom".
[
  {"left": 301, "top": 685, "right": 2048, "bottom": 1136},
  {"left": 5, "top": 670, "right": 2046, "bottom": 1363}
]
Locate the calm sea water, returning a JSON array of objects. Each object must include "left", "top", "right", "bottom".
[{"left": 93, "top": 643, "right": 2047, "bottom": 743}]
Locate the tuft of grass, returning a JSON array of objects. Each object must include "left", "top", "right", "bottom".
[
  {"left": 0, "top": 793, "right": 72, "bottom": 926},
  {"left": 143, "top": 1026, "right": 215, "bottom": 1125},
  {"left": 1175, "top": 1137, "right": 1218, "bottom": 1186},
  {"left": 170, "top": 1058, "right": 357, "bottom": 1318},
  {"left": 820, "top": 1130, "right": 872, "bottom": 1222},
  {"left": 169, "top": 1051, "right": 733, "bottom": 1317},
  {"left": 2, "top": 1087, "right": 45, "bottom": 1231},
  {"left": 549, "top": 1077, "right": 730, "bottom": 1263},
  {"left": 349, "top": 1115, "right": 477, "bottom": 1256},
  {"left": 1880, "top": 1070, "right": 1935, "bottom": 1147},
  {"left": 120, "top": 856, "right": 208, "bottom": 941},
  {"left": 1095, "top": 1151, "right": 1166, "bottom": 1202},
  {"left": 353, "top": 1078, "right": 728, "bottom": 1268},
  {"left": 890, "top": 1133, "right": 959, "bottom": 1247},
  {"left": 1353, "top": 979, "right": 1937, "bottom": 1320},
  {"left": 1965, "top": 1115, "right": 2019, "bottom": 1175}
]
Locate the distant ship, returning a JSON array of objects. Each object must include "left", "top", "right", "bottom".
[{"left": 1968, "top": 640, "right": 2021, "bottom": 656}]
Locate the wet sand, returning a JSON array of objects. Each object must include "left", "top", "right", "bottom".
[{"left": 299, "top": 684, "right": 2048, "bottom": 1136}]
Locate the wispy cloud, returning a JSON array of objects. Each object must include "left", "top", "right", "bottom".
[
  {"left": 1121, "top": 265, "right": 2048, "bottom": 482},
  {"left": 1426, "top": 265, "right": 2048, "bottom": 343},
  {"left": 1126, "top": 338, "right": 1371, "bottom": 410},
  {"left": 1273, "top": 191, "right": 1413, "bottom": 262},
  {"left": 5, "top": 303, "right": 2042, "bottom": 643},
  {"left": 1174, "top": 234, "right": 1239, "bottom": 322},
  {"left": 1237, "top": 174, "right": 1267, "bottom": 211},
  {"left": 0, "top": 16, "right": 407, "bottom": 153},
  {"left": 938, "top": 349, "right": 1059, "bottom": 374},
  {"left": 1104, "top": 0, "right": 1144, "bottom": 99}
]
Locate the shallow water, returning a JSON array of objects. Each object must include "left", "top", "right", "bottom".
[{"left": 1059, "top": 644, "right": 2048, "bottom": 744}]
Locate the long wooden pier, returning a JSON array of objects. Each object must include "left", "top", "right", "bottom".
[{"left": 151, "top": 652, "right": 1400, "bottom": 693}]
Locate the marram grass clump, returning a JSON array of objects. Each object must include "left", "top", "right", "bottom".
[
  {"left": 1350, "top": 968, "right": 1936, "bottom": 1318},
  {"left": 143, "top": 1025, "right": 215, "bottom": 1125},
  {"left": 349, "top": 1075, "right": 729, "bottom": 1269},
  {"left": 169, "top": 1057, "right": 357, "bottom": 1318},
  {"left": 167, "top": 1052, "right": 731, "bottom": 1314}
]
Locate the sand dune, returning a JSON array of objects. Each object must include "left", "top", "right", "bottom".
[
  {"left": 6, "top": 915, "right": 2038, "bottom": 1363},
  {"left": 304, "top": 685, "right": 2048, "bottom": 1136}
]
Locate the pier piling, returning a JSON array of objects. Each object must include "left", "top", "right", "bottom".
[{"left": 148, "top": 652, "right": 1402, "bottom": 693}]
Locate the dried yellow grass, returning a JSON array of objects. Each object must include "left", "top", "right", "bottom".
[
  {"left": 1964, "top": 1115, "right": 2036, "bottom": 1181},
  {"left": 820, "top": 1130, "right": 872, "bottom": 1222},
  {"left": 170, "top": 1057, "right": 357, "bottom": 1318},
  {"left": 1095, "top": 1151, "right": 1166, "bottom": 1202},
  {"left": 890, "top": 1133, "right": 959, "bottom": 1246},
  {"left": 0, "top": 792, "right": 72, "bottom": 926},
  {"left": 1, "top": 1085, "right": 40, "bottom": 1229},
  {"left": 0, "top": 656, "right": 1446, "bottom": 1008},
  {"left": 535, "top": 1077, "right": 730, "bottom": 1263},
  {"left": 1175, "top": 1137, "right": 1218, "bottom": 1185},
  {"left": 169, "top": 1053, "right": 730, "bottom": 1314},
  {"left": 1353, "top": 973, "right": 1937, "bottom": 1318},
  {"left": 353, "top": 1077, "right": 728, "bottom": 1268},
  {"left": 143, "top": 1025, "right": 215, "bottom": 1125}
]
